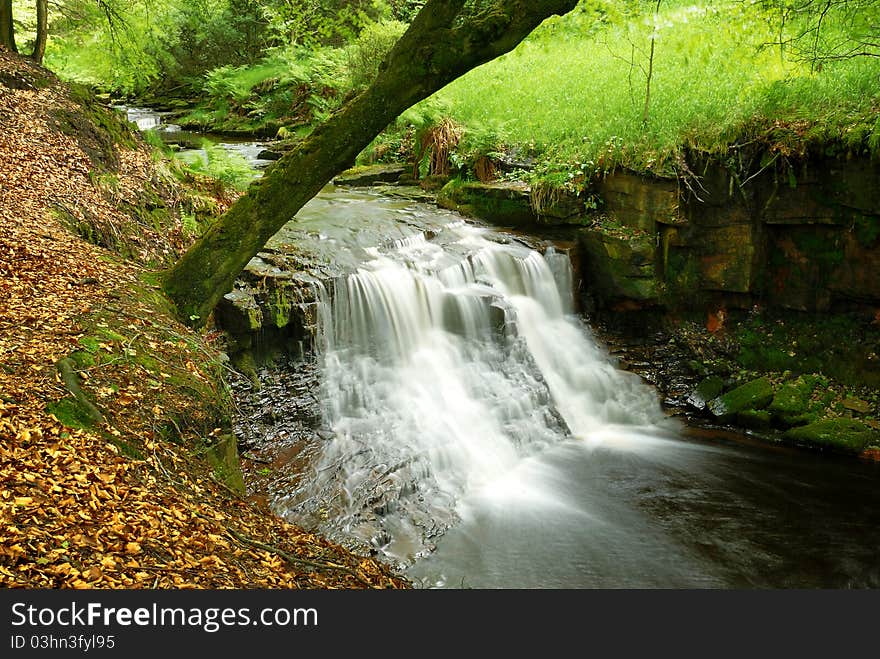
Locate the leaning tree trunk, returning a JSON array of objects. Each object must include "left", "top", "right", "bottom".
[
  {"left": 31, "top": 0, "right": 47, "bottom": 64},
  {"left": 164, "top": 0, "right": 578, "bottom": 326},
  {"left": 0, "top": 0, "right": 16, "bottom": 53}
]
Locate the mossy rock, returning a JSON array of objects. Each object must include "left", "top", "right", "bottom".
[
  {"left": 686, "top": 375, "right": 725, "bottom": 411},
  {"left": 437, "top": 179, "right": 536, "bottom": 227},
  {"left": 578, "top": 227, "right": 659, "bottom": 302},
  {"left": 333, "top": 163, "right": 407, "bottom": 187},
  {"left": 204, "top": 434, "right": 246, "bottom": 495},
  {"left": 737, "top": 409, "right": 773, "bottom": 430},
  {"left": 68, "top": 350, "right": 97, "bottom": 369},
  {"left": 768, "top": 378, "right": 815, "bottom": 417},
  {"left": 784, "top": 418, "right": 880, "bottom": 453},
  {"left": 708, "top": 376, "right": 773, "bottom": 422},
  {"left": 46, "top": 397, "right": 99, "bottom": 430}
]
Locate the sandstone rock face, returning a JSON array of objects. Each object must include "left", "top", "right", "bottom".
[{"left": 580, "top": 156, "right": 879, "bottom": 313}]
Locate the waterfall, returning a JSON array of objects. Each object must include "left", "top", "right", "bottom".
[{"left": 277, "top": 221, "right": 666, "bottom": 562}]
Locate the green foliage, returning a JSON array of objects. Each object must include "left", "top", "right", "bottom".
[
  {"left": 344, "top": 19, "right": 407, "bottom": 90},
  {"left": 183, "top": 140, "right": 256, "bottom": 192},
  {"left": 182, "top": 45, "right": 347, "bottom": 132},
  {"left": 412, "top": 0, "right": 879, "bottom": 183}
]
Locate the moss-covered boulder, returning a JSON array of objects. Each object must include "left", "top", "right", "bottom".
[
  {"left": 686, "top": 375, "right": 725, "bottom": 411},
  {"left": 708, "top": 376, "right": 774, "bottom": 422},
  {"left": 737, "top": 409, "right": 773, "bottom": 430},
  {"left": 437, "top": 179, "right": 536, "bottom": 227},
  {"left": 766, "top": 375, "right": 823, "bottom": 427},
  {"left": 784, "top": 418, "right": 880, "bottom": 453}
]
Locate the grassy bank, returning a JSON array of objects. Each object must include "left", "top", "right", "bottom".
[{"left": 411, "top": 0, "right": 880, "bottom": 184}]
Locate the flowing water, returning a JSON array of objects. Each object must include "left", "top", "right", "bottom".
[{"left": 262, "top": 194, "right": 880, "bottom": 589}]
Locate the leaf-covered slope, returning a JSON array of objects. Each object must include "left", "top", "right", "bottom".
[{"left": 0, "top": 48, "right": 407, "bottom": 589}]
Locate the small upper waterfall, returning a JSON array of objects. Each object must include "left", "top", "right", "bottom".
[{"left": 276, "top": 219, "right": 667, "bottom": 562}]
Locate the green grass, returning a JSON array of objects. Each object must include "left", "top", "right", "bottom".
[{"left": 422, "top": 0, "right": 880, "bottom": 181}]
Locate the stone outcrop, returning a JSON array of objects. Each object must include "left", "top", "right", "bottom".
[{"left": 439, "top": 154, "right": 879, "bottom": 314}]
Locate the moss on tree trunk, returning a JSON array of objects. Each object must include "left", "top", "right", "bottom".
[{"left": 163, "top": 0, "right": 578, "bottom": 326}]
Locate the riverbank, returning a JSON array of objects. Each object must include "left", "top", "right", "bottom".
[{"left": 0, "top": 48, "right": 407, "bottom": 588}]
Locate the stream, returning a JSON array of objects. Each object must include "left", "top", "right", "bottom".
[{"left": 129, "top": 107, "right": 880, "bottom": 589}]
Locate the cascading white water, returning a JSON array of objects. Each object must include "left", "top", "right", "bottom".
[{"left": 282, "top": 220, "right": 667, "bottom": 561}]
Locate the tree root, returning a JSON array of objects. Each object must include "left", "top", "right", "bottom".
[
  {"left": 55, "top": 356, "right": 105, "bottom": 424},
  {"left": 224, "top": 526, "right": 374, "bottom": 588}
]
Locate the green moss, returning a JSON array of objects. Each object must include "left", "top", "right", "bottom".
[
  {"left": 97, "top": 328, "right": 128, "bottom": 343},
  {"left": 791, "top": 228, "right": 845, "bottom": 267},
  {"left": 784, "top": 418, "right": 879, "bottom": 453},
  {"left": 708, "top": 376, "right": 774, "bottom": 421},
  {"left": 853, "top": 215, "right": 880, "bottom": 248},
  {"left": 77, "top": 336, "right": 101, "bottom": 353},
  {"left": 68, "top": 350, "right": 97, "bottom": 369},
  {"left": 437, "top": 179, "right": 536, "bottom": 226},
  {"left": 52, "top": 83, "right": 139, "bottom": 172},
  {"left": 661, "top": 250, "right": 704, "bottom": 308},
  {"left": 270, "top": 285, "right": 293, "bottom": 329},
  {"left": 134, "top": 353, "right": 160, "bottom": 372},
  {"left": 737, "top": 409, "right": 773, "bottom": 430},
  {"left": 203, "top": 434, "right": 246, "bottom": 495},
  {"left": 46, "top": 397, "right": 98, "bottom": 430},
  {"left": 769, "top": 378, "right": 814, "bottom": 417},
  {"left": 109, "top": 438, "right": 145, "bottom": 460},
  {"left": 231, "top": 350, "right": 260, "bottom": 389}
]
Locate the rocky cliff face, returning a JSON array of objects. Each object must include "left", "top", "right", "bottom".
[{"left": 579, "top": 155, "right": 880, "bottom": 314}]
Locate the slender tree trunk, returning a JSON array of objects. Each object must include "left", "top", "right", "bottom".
[
  {"left": 163, "top": 0, "right": 578, "bottom": 326},
  {"left": 31, "top": 0, "right": 48, "bottom": 64},
  {"left": 0, "top": 0, "right": 17, "bottom": 53},
  {"left": 642, "top": 0, "right": 662, "bottom": 127}
]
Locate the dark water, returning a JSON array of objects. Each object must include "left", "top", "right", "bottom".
[{"left": 407, "top": 425, "right": 880, "bottom": 588}]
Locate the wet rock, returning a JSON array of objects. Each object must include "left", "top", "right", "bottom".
[
  {"left": 686, "top": 375, "right": 725, "bottom": 411},
  {"left": 532, "top": 187, "right": 586, "bottom": 220},
  {"left": 578, "top": 225, "right": 658, "bottom": 303},
  {"left": 708, "top": 376, "right": 773, "bottom": 422},
  {"left": 597, "top": 171, "right": 683, "bottom": 232},
  {"left": 437, "top": 179, "right": 536, "bottom": 227},
  {"left": 333, "top": 164, "right": 408, "bottom": 187},
  {"left": 216, "top": 290, "right": 262, "bottom": 334},
  {"left": 257, "top": 149, "right": 282, "bottom": 161}
]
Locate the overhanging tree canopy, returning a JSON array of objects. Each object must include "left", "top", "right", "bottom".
[{"left": 163, "top": 0, "right": 579, "bottom": 327}]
